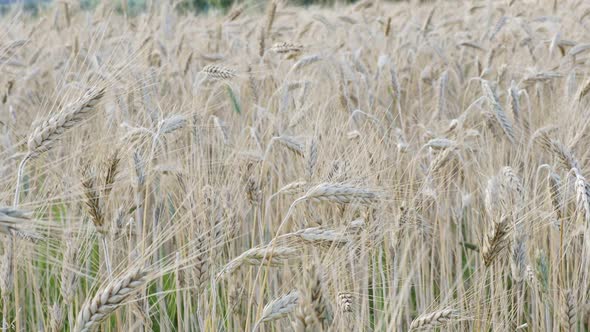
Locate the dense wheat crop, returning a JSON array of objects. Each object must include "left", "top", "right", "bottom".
[{"left": 1, "top": 0, "right": 590, "bottom": 330}]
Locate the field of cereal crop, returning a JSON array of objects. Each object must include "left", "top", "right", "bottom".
[{"left": 1, "top": 0, "right": 590, "bottom": 330}]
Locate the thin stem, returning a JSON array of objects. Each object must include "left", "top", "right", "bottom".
[
  {"left": 101, "top": 235, "right": 113, "bottom": 279},
  {"left": 9, "top": 154, "right": 29, "bottom": 332},
  {"left": 246, "top": 196, "right": 305, "bottom": 330},
  {"left": 13, "top": 154, "right": 30, "bottom": 208},
  {"left": 2, "top": 296, "right": 7, "bottom": 332}
]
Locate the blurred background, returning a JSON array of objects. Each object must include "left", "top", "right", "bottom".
[{"left": 0, "top": 0, "right": 366, "bottom": 15}]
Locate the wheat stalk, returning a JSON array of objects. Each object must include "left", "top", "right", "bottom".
[
  {"left": 14, "top": 87, "right": 105, "bottom": 207},
  {"left": 271, "top": 42, "right": 304, "bottom": 54},
  {"left": 0, "top": 208, "right": 32, "bottom": 237},
  {"left": 548, "top": 171, "right": 563, "bottom": 220}
]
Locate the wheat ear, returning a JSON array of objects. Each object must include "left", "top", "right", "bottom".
[
  {"left": 27, "top": 87, "right": 105, "bottom": 158},
  {"left": 564, "top": 290, "right": 576, "bottom": 331},
  {"left": 409, "top": 308, "right": 460, "bottom": 331},
  {"left": 14, "top": 87, "right": 105, "bottom": 207},
  {"left": 303, "top": 183, "right": 380, "bottom": 204},
  {"left": 202, "top": 64, "right": 236, "bottom": 80},
  {"left": 265, "top": 0, "right": 277, "bottom": 34},
  {"left": 253, "top": 290, "right": 299, "bottom": 331},
  {"left": 482, "top": 215, "right": 510, "bottom": 267},
  {"left": 74, "top": 268, "right": 150, "bottom": 332},
  {"left": 481, "top": 80, "right": 515, "bottom": 144}
]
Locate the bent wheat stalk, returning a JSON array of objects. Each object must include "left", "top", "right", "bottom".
[{"left": 14, "top": 87, "right": 105, "bottom": 207}]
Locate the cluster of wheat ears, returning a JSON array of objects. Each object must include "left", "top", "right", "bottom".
[{"left": 0, "top": 0, "right": 589, "bottom": 330}]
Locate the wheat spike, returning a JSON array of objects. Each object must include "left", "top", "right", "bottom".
[
  {"left": 49, "top": 303, "right": 64, "bottom": 332},
  {"left": 564, "top": 290, "right": 576, "bottom": 331},
  {"left": 60, "top": 238, "right": 81, "bottom": 304},
  {"left": 293, "top": 54, "right": 322, "bottom": 72},
  {"left": 291, "top": 227, "right": 349, "bottom": 246},
  {"left": 265, "top": 1, "right": 277, "bottom": 34},
  {"left": 81, "top": 167, "right": 106, "bottom": 234},
  {"left": 192, "top": 235, "right": 210, "bottom": 290},
  {"left": 409, "top": 308, "right": 460, "bottom": 331},
  {"left": 481, "top": 80, "right": 515, "bottom": 144},
  {"left": 577, "top": 77, "right": 590, "bottom": 101},
  {"left": 275, "top": 135, "right": 305, "bottom": 156},
  {"left": 337, "top": 292, "right": 353, "bottom": 313},
  {"left": 271, "top": 42, "right": 304, "bottom": 54},
  {"left": 482, "top": 215, "right": 510, "bottom": 267},
  {"left": 74, "top": 268, "right": 150, "bottom": 332},
  {"left": 303, "top": 183, "right": 379, "bottom": 204},
  {"left": 575, "top": 173, "right": 590, "bottom": 223},
  {"left": 306, "top": 138, "right": 318, "bottom": 180},
  {"left": 425, "top": 138, "right": 455, "bottom": 150},
  {"left": 217, "top": 246, "right": 299, "bottom": 278},
  {"left": 533, "top": 133, "right": 580, "bottom": 173},
  {"left": 202, "top": 64, "right": 236, "bottom": 80},
  {"left": 28, "top": 87, "right": 105, "bottom": 157},
  {"left": 255, "top": 290, "right": 299, "bottom": 329},
  {"left": 225, "top": 4, "right": 244, "bottom": 22},
  {"left": 436, "top": 70, "right": 448, "bottom": 118},
  {"left": 500, "top": 166, "right": 524, "bottom": 205},
  {"left": 276, "top": 181, "right": 308, "bottom": 196},
  {"left": 510, "top": 234, "right": 527, "bottom": 282}
]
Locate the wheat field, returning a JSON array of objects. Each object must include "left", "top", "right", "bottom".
[{"left": 0, "top": 0, "right": 589, "bottom": 331}]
